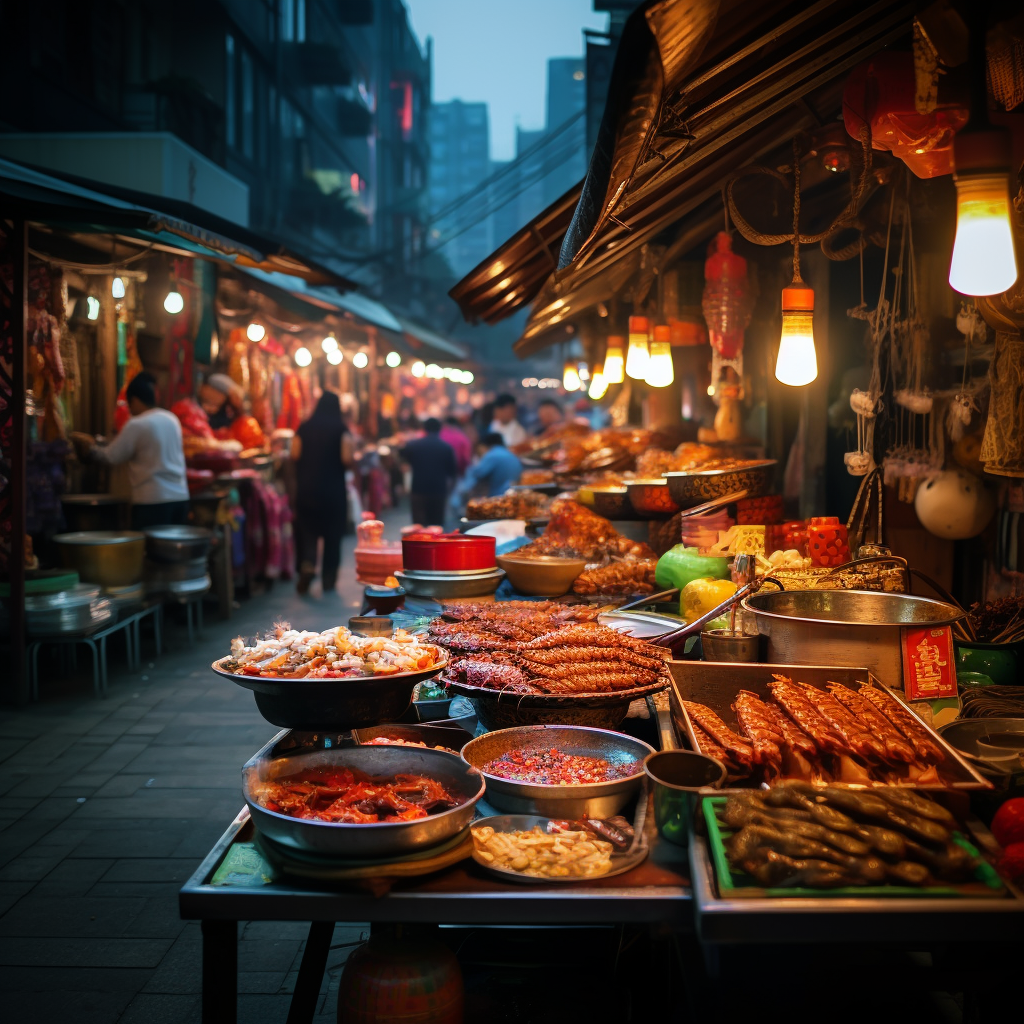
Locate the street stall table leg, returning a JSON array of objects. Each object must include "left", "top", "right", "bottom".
[{"left": 201, "top": 919, "right": 237, "bottom": 1024}]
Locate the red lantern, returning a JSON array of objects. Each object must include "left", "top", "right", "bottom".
[
  {"left": 842, "top": 51, "right": 968, "bottom": 179},
  {"left": 702, "top": 232, "right": 751, "bottom": 360}
]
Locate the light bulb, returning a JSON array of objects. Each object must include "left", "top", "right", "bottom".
[
  {"left": 326, "top": 349, "right": 342, "bottom": 365},
  {"left": 563, "top": 358, "right": 581, "bottom": 392},
  {"left": 386, "top": 351, "right": 401, "bottom": 367},
  {"left": 603, "top": 337, "right": 625, "bottom": 384},
  {"left": 353, "top": 351, "right": 369, "bottom": 369},
  {"left": 321, "top": 335, "right": 338, "bottom": 353},
  {"left": 578, "top": 364, "right": 590, "bottom": 382},
  {"left": 775, "top": 283, "right": 817, "bottom": 387},
  {"left": 294, "top": 346, "right": 312, "bottom": 367},
  {"left": 246, "top": 322, "right": 266, "bottom": 343},
  {"left": 588, "top": 371, "right": 608, "bottom": 400},
  {"left": 645, "top": 341, "right": 674, "bottom": 388},
  {"left": 411, "top": 361, "right": 426, "bottom": 377},
  {"left": 111, "top": 276, "right": 126, "bottom": 299},
  {"left": 163, "top": 289, "right": 184, "bottom": 314},
  {"left": 463, "top": 371, "right": 474, "bottom": 384},
  {"left": 625, "top": 316, "right": 650, "bottom": 380},
  {"left": 85, "top": 296, "right": 100, "bottom": 321},
  {"left": 425, "top": 363, "right": 442, "bottom": 378},
  {"left": 948, "top": 172, "right": 1018, "bottom": 296}
]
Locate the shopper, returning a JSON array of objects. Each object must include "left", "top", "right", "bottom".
[
  {"left": 440, "top": 416, "right": 473, "bottom": 475},
  {"left": 401, "top": 418, "right": 458, "bottom": 527},
  {"left": 535, "top": 397, "right": 565, "bottom": 435},
  {"left": 72, "top": 372, "right": 190, "bottom": 529},
  {"left": 292, "top": 391, "right": 354, "bottom": 595},
  {"left": 489, "top": 393, "right": 527, "bottom": 448},
  {"left": 451, "top": 432, "right": 522, "bottom": 508}
]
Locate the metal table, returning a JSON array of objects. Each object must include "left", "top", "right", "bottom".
[{"left": 180, "top": 806, "right": 692, "bottom": 1024}]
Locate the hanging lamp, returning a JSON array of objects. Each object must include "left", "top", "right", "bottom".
[
  {"left": 625, "top": 316, "right": 650, "bottom": 380},
  {"left": 603, "top": 336, "right": 625, "bottom": 383},
  {"left": 645, "top": 325, "right": 674, "bottom": 387},
  {"left": 775, "top": 141, "right": 818, "bottom": 387},
  {"left": 588, "top": 360, "right": 608, "bottom": 400},
  {"left": 562, "top": 357, "right": 582, "bottom": 392}
]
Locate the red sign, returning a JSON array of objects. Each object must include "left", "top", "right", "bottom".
[{"left": 901, "top": 626, "right": 957, "bottom": 701}]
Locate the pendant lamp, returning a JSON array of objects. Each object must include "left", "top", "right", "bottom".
[
  {"left": 562, "top": 358, "right": 582, "bottom": 392},
  {"left": 625, "top": 316, "right": 650, "bottom": 380},
  {"left": 603, "top": 336, "right": 625, "bottom": 383},
  {"left": 588, "top": 361, "right": 608, "bottom": 400},
  {"left": 645, "top": 325, "right": 674, "bottom": 387}
]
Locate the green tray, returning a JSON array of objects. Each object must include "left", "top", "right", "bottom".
[{"left": 702, "top": 797, "right": 1004, "bottom": 899}]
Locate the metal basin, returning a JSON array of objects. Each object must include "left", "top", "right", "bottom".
[
  {"left": 394, "top": 568, "right": 505, "bottom": 599},
  {"left": 143, "top": 525, "right": 213, "bottom": 563},
  {"left": 243, "top": 743, "right": 486, "bottom": 858},
  {"left": 54, "top": 531, "right": 146, "bottom": 587},
  {"left": 741, "top": 589, "right": 964, "bottom": 687},
  {"left": 665, "top": 460, "right": 775, "bottom": 507},
  {"left": 460, "top": 725, "right": 653, "bottom": 818}
]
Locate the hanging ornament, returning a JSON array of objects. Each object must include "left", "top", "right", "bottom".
[
  {"left": 702, "top": 231, "right": 751, "bottom": 362},
  {"left": 947, "top": 301, "right": 985, "bottom": 442}
]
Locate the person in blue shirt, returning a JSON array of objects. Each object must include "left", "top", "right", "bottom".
[{"left": 450, "top": 432, "right": 522, "bottom": 509}]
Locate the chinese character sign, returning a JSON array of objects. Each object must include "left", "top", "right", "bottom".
[{"left": 901, "top": 626, "right": 957, "bottom": 701}]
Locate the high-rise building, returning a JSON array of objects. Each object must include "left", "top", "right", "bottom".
[{"left": 543, "top": 57, "right": 588, "bottom": 206}]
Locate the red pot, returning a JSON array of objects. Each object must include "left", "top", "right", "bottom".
[{"left": 402, "top": 533, "right": 496, "bottom": 573}]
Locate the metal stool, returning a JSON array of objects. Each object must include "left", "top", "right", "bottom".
[{"left": 29, "top": 614, "right": 136, "bottom": 699}]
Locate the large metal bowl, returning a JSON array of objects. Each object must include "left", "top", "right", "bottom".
[
  {"left": 243, "top": 743, "right": 486, "bottom": 857},
  {"left": 54, "top": 531, "right": 146, "bottom": 587},
  {"left": 143, "top": 525, "right": 213, "bottom": 563},
  {"left": 212, "top": 650, "right": 448, "bottom": 730},
  {"left": 742, "top": 589, "right": 964, "bottom": 687},
  {"left": 460, "top": 725, "right": 654, "bottom": 818},
  {"left": 665, "top": 459, "right": 776, "bottom": 507},
  {"left": 394, "top": 568, "right": 505, "bottom": 599}
]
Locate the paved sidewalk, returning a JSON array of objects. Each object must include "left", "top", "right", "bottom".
[{"left": 0, "top": 531, "right": 377, "bottom": 1023}]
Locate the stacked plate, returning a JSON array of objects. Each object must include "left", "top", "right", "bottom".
[
  {"left": 397, "top": 532, "right": 503, "bottom": 600},
  {"left": 0, "top": 583, "right": 113, "bottom": 636}
]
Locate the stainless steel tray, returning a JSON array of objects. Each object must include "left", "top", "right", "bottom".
[{"left": 666, "top": 661, "right": 990, "bottom": 790}]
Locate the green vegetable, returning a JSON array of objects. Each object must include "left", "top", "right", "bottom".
[{"left": 655, "top": 545, "right": 730, "bottom": 592}]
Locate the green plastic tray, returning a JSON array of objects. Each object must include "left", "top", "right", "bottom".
[{"left": 702, "top": 796, "right": 1004, "bottom": 899}]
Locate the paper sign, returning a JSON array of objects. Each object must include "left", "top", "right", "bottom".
[{"left": 901, "top": 625, "right": 957, "bottom": 701}]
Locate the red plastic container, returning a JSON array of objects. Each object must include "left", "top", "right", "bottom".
[
  {"left": 807, "top": 516, "right": 850, "bottom": 567},
  {"left": 401, "top": 533, "right": 496, "bottom": 573}
]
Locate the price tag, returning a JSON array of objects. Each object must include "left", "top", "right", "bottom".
[{"left": 901, "top": 625, "right": 957, "bottom": 700}]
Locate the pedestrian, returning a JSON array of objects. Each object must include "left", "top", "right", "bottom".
[
  {"left": 71, "top": 372, "right": 190, "bottom": 529},
  {"left": 451, "top": 432, "right": 522, "bottom": 510},
  {"left": 291, "top": 391, "right": 354, "bottom": 595},
  {"left": 400, "top": 418, "right": 458, "bottom": 527},
  {"left": 440, "top": 416, "right": 472, "bottom": 475},
  {"left": 489, "top": 393, "right": 527, "bottom": 448},
  {"left": 535, "top": 397, "right": 565, "bottom": 436}
]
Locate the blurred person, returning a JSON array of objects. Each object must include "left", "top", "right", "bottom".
[
  {"left": 400, "top": 418, "right": 457, "bottom": 526},
  {"left": 71, "top": 372, "right": 189, "bottom": 529},
  {"left": 198, "top": 373, "right": 244, "bottom": 430},
  {"left": 489, "top": 393, "right": 527, "bottom": 448},
  {"left": 451, "top": 432, "right": 522, "bottom": 507},
  {"left": 535, "top": 397, "right": 565, "bottom": 436},
  {"left": 440, "top": 416, "right": 472, "bottom": 475},
  {"left": 291, "top": 391, "right": 354, "bottom": 595}
]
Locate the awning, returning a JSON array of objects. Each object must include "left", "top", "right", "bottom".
[{"left": 452, "top": 0, "right": 918, "bottom": 345}]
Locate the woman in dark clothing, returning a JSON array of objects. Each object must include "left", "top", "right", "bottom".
[{"left": 291, "top": 391, "right": 354, "bottom": 594}]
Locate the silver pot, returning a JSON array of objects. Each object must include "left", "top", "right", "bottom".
[
  {"left": 394, "top": 568, "right": 505, "bottom": 599},
  {"left": 742, "top": 589, "right": 964, "bottom": 687},
  {"left": 143, "top": 526, "right": 213, "bottom": 563}
]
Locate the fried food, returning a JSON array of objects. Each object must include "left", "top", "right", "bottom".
[
  {"left": 466, "top": 490, "right": 550, "bottom": 521},
  {"left": 572, "top": 559, "right": 657, "bottom": 596},
  {"left": 471, "top": 825, "right": 613, "bottom": 878},
  {"left": 516, "top": 499, "right": 656, "bottom": 563}
]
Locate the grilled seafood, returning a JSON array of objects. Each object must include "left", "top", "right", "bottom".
[
  {"left": 768, "top": 676, "right": 846, "bottom": 755},
  {"left": 856, "top": 685, "right": 946, "bottom": 763},
  {"left": 252, "top": 766, "right": 459, "bottom": 823},
  {"left": 681, "top": 701, "right": 754, "bottom": 770},
  {"left": 572, "top": 560, "right": 658, "bottom": 596},
  {"left": 826, "top": 683, "right": 917, "bottom": 763},
  {"left": 797, "top": 684, "right": 889, "bottom": 763},
  {"left": 733, "top": 690, "right": 784, "bottom": 775}
]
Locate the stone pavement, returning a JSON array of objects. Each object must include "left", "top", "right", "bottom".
[{"left": 0, "top": 530, "right": 377, "bottom": 1023}]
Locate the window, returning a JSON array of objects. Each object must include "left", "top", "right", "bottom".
[
  {"left": 225, "top": 35, "right": 236, "bottom": 147},
  {"left": 280, "top": 0, "right": 293, "bottom": 41},
  {"left": 296, "top": 0, "right": 306, "bottom": 42},
  {"left": 241, "top": 50, "right": 254, "bottom": 159}
]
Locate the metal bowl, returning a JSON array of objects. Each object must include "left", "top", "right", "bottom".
[
  {"left": 460, "top": 725, "right": 654, "bottom": 818},
  {"left": 742, "top": 589, "right": 964, "bottom": 686},
  {"left": 243, "top": 744, "right": 486, "bottom": 857},
  {"left": 495, "top": 555, "right": 586, "bottom": 597},
  {"left": 54, "top": 531, "right": 146, "bottom": 587},
  {"left": 665, "top": 460, "right": 776, "bottom": 507},
  {"left": 143, "top": 525, "right": 213, "bottom": 563},
  {"left": 588, "top": 486, "right": 637, "bottom": 521},
  {"left": 626, "top": 479, "right": 681, "bottom": 517},
  {"left": 394, "top": 568, "right": 505, "bottom": 600},
  {"left": 212, "top": 650, "right": 449, "bottom": 730}
]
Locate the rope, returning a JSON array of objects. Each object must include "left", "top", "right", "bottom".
[{"left": 792, "top": 137, "right": 802, "bottom": 282}]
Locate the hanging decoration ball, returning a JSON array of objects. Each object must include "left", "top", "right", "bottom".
[
  {"left": 914, "top": 469, "right": 994, "bottom": 540},
  {"left": 702, "top": 232, "right": 751, "bottom": 360}
]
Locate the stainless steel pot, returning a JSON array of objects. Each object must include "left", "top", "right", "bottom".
[
  {"left": 742, "top": 589, "right": 964, "bottom": 687},
  {"left": 143, "top": 526, "right": 213, "bottom": 563},
  {"left": 394, "top": 568, "right": 505, "bottom": 599},
  {"left": 54, "top": 531, "right": 146, "bottom": 587}
]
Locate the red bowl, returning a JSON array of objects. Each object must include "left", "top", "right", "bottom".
[{"left": 402, "top": 533, "right": 496, "bottom": 573}]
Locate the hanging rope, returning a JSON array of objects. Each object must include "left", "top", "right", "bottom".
[{"left": 791, "top": 137, "right": 803, "bottom": 283}]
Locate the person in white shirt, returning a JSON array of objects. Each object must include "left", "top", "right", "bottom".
[
  {"left": 488, "top": 393, "right": 527, "bottom": 448},
  {"left": 72, "top": 372, "right": 190, "bottom": 529}
]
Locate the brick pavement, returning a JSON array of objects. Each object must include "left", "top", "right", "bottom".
[{"left": 0, "top": 531, "right": 376, "bottom": 1023}]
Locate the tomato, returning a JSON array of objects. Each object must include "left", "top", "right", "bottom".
[
  {"left": 997, "top": 842, "right": 1024, "bottom": 883},
  {"left": 991, "top": 797, "right": 1024, "bottom": 848}
]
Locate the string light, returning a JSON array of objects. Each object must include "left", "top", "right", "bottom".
[
  {"left": 411, "top": 361, "right": 426, "bottom": 377},
  {"left": 326, "top": 349, "right": 342, "bottom": 365},
  {"left": 603, "top": 336, "right": 625, "bottom": 384},
  {"left": 294, "top": 346, "right": 312, "bottom": 367},
  {"left": 85, "top": 295, "right": 100, "bottom": 321},
  {"left": 353, "top": 351, "right": 369, "bottom": 369},
  {"left": 386, "top": 351, "right": 402, "bottom": 367},
  {"left": 246, "top": 323, "right": 266, "bottom": 343},
  {"left": 425, "top": 363, "right": 442, "bottom": 378},
  {"left": 111, "top": 276, "right": 126, "bottom": 299},
  {"left": 321, "top": 335, "right": 338, "bottom": 353},
  {"left": 163, "top": 287, "right": 184, "bottom": 315},
  {"left": 625, "top": 317, "right": 650, "bottom": 380}
]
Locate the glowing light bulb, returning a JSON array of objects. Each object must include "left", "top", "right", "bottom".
[
  {"left": 588, "top": 371, "right": 608, "bottom": 400},
  {"left": 353, "top": 351, "right": 369, "bottom": 369},
  {"left": 85, "top": 296, "right": 100, "bottom": 321},
  {"left": 163, "top": 289, "right": 184, "bottom": 314},
  {"left": 321, "top": 335, "right": 338, "bottom": 353},
  {"left": 562, "top": 358, "right": 581, "bottom": 392},
  {"left": 111, "top": 276, "right": 126, "bottom": 299},
  {"left": 603, "top": 337, "right": 625, "bottom": 384},
  {"left": 425, "top": 363, "right": 442, "bottom": 378},
  {"left": 645, "top": 328, "right": 674, "bottom": 387},
  {"left": 948, "top": 172, "right": 1018, "bottom": 296},
  {"left": 625, "top": 316, "right": 650, "bottom": 380},
  {"left": 326, "top": 349, "right": 342, "bottom": 365},
  {"left": 775, "top": 283, "right": 817, "bottom": 387},
  {"left": 411, "top": 360, "right": 426, "bottom": 377},
  {"left": 246, "top": 323, "right": 266, "bottom": 343},
  {"left": 294, "top": 346, "right": 312, "bottom": 367},
  {"left": 386, "top": 351, "right": 401, "bottom": 368},
  {"left": 463, "top": 371, "right": 474, "bottom": 384}
]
